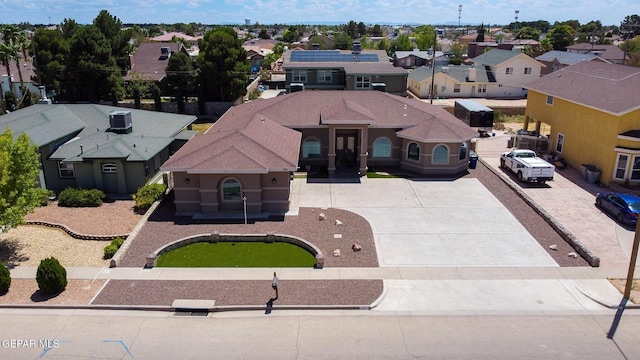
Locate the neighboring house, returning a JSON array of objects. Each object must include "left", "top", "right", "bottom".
[
  {"left": 123, "top": 42, "right": 189, "bottom": 83},
  {"left": 467, "top": 39, "right": 541, "bottom": 58},
  {"left": 162, "top": 91, "right": 478, "bottom": 216},
  {"left": 0, "top": 102, "right": 197, "bottom": 194},
  {"left": 523, "top": 61, "right": 640, "bottom": 186},
  {"left": 282, "top": 45, "right": 408, "bottom": 95},
  {"left": 243, "top": 44, "right": 273, "bottom": 73},
  {"left": 409, "top": 49, "right": 542, "bottom": 99},
  {"left": 150, "top": 32, "right": 201, "bottom": 48},
  {"left": 565, "top": 43, "right": 625, "bottom": 64},
  {"left": 471, "top": 49, "right": 543, "bottom": 98},
  {"left": 535, "top": 50, "right": 610, "bottom": 75},
  {"left": 408, "top": 65, "right": 488, "bottom": 98},
  {"left": 0, "top": 54, "right": 39, "bottom": 101},
  {"left": 393, "top": 50, "right": 446, "bottom": 69}
]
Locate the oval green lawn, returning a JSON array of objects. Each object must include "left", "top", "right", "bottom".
[{"left": 156, "top": 242, "right": 316, "bottom": 267}]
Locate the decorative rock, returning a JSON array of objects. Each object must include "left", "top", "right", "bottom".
[
  {"left": 319, "top": 213, "right": 326, "bottom": 221},
  {"left": 352, "top": 244, "right": 362, "bottom": 252},
  {"left": 332, "top": 249, "right": 341, "bottom": 257},
  {"left": 335, "top": 220, "right": 342, "bottom": 226},
  {"left": 568, "top": 252, "right": 578, "bottom": 258},
  {"left": 549, "top": 244, "right": 558, "bottom": 251}
]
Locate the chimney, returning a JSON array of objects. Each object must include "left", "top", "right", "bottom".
[
  {"left": 352, "top": 42, "right": 361, "bottom": 55},
  {"left": 37, "top": 86, "right": 52, "bottom": 104},
  {"left": 467, "top": 68, "right": 477, "bottom": 82}
]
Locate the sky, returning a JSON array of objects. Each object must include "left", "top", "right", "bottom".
[{"left": 0, "top": 0, "right": 636, "bottom": 27}]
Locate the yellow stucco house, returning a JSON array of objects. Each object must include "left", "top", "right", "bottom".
[{"left": 523, "top": 61, "right": 640, "bottom": 185}]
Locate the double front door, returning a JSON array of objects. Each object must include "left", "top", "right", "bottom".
[{"left": 336, "top": 135, "right": 356, "bottom": 165}]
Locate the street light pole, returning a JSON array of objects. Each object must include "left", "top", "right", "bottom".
[{"left": 243, "top": 196, "right": 247, "bottom": 225}]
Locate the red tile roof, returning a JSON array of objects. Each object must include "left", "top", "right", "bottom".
[{"left": 525, "top": 61, "right": 640, "bottom": 115}]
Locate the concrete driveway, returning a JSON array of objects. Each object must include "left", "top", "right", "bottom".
[
  {"left": 474, "top": 130, "right": 632, "bottom": 267},
  {"left": 290, "top": 177, "right": 557, "bottom": 268}
]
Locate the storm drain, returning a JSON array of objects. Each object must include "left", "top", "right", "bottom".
[
  {"left": 173, "top": 309, "right": 210, "bottom": 317},
  {"left": 171, "top": 299, "right": 215, "bottom": 317}
]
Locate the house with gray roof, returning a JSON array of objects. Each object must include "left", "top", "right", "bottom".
[
  {"left": 282, "top": 45, "right": 407, "bottom": 96},
  {"left": 565, "top": 43, "right": 625, "bottom": 64},
  {"left": 409, "top": 49, "right": 543, "bottom": 99},
  {"left": 393, "top": 50, "right": 447, "bottom": 69},
  {"left": 535, "top": 50, "right": 610, "bottom": 75},
  {"left": 162, "top": 91, "right": 477, "bottom": 216},
  {"left": 0, "top": 103, "right": 197, "bottom": 194}
]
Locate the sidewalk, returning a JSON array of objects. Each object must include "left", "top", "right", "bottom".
[{"left": 8, "top": 265, "right": 640, "bottom": 311}]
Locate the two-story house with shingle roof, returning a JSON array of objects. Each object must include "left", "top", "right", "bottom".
[
  {"left": 124, "top": 42, "right": 189, "bottom": 83},
  {"left": 162, "top": 91, "right": 477, "bottom": 216},
  {"left": 523, "top": 61, "right": 640, "bottom": 185},
  {"left": 0, "top": 103, "right": 197, "bottom": 194},
  {"left": 282, "top": 45, "right": 408, "bottom": 96},
  {"left": 409, "top": 49, "right": 543, "bottom": 99}
]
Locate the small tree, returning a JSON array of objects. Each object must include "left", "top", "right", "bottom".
[
  {"left": 0, "top": 260, "right": 10, "bottom": 295},
  {"left": 36, "top": 257, "right": 67, "bottom": 294},
  {"left": 0, "top": 128, "right": 42, "bottom": 231}
]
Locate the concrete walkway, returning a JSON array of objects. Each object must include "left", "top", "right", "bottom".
[{"left": 8, "top": 265, "right": 640, "bottom": 313}]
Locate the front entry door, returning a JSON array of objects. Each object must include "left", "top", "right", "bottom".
[{"left": 336, "top": 135, "right": 356, "bottom": 165}]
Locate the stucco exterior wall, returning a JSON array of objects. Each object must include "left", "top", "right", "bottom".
[{"left": 526, "top": 90, "right": 640, "bottom": 185}]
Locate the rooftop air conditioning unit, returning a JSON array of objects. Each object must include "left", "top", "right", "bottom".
[{"left": 109, "top": 111, "right": 133, "bottom": 133}]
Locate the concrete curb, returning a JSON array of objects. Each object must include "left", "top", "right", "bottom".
[
  {"left": 110, "top": 197, "right": 163, "bottom": 268},
  {"left": 479, "top": 157, "right": 601, "bottom": 267},
  {"left": 573, "top": 282, "right": 640, "bottom": 310},
  {"left": 0, "top": 303, "right": 375, "bottom": 312}
]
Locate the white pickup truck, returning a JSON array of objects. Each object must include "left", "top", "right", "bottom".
[{"left": 500, "top": 149, "right": 555, "bottom": 184}]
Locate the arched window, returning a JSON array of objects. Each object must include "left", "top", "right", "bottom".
[
  {"left": 302, "top": 138, "right": 321, "bottom": 158},
  {"left": 459, "top": 142, "right": 468, "bottom": 160},
  {"left": 407, "top": 143, "right": 420, "bottom": 161},
  {"left": 433, "top": 145, "right": 449, "bottom": 164},
  {"left": 222, "top": 178, "right": 242, "bottom": 201},
  {"left": 372, "top": 137, "right": 392, "bottom": 158}
]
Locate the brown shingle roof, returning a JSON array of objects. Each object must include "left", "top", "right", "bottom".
[
  {"left": 162, "top": 116, "right": 301, "bottom": 173},
  {"left": 124, "top": 42, "right": 185, "bottom": 82},
  {"left": 525, "top": 61, "right": 640, "bottom": 115}
]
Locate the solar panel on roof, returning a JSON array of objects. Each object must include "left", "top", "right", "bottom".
[{"left": 290, "top": 51, "right": 379, "bottom": 62}]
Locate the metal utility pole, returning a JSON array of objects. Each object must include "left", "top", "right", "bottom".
[
  {"left": 430, "top": 29, "right": 437, "bottom": 104},
  {"left": 458, "top": 5, "right": 462, "bottom": 28}
]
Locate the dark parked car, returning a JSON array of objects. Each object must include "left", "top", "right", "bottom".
[{"left": 595, "top": 192, "right": 640, "bottom": 225}]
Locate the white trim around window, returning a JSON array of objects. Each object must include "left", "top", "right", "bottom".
[
  {"left": 101, "top": 163, "right": 117, "bottom": 173},
  {"left": 355, "top": 75, "right": 371, "bottom": 89},
  {"left": 221, "top": 178, "right": 243, "bottom": 202},
  {"left": 614, "top": 153, "right": 629, "bottom": 180},
  {"left": 546, "top": 95, "right": 554, "bottom": 105},
  {"left": 317, "top": 70, "right": 332, "bottom": 83},
  {"left": 555, "top": 133, "right": 565, "bottom": 153}
]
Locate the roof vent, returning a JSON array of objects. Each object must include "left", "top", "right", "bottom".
[
  {"left": 160, "top": 47, "right": 170, "bottom": 60},
  {"left": 109, "top": 111, "right": 133, "bottom": 134},
  {"left": 352, "top": 42, "right": 361, "bottom": 55}
]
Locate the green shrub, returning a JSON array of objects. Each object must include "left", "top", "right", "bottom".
[
  {"left": 58, "top": 188, "right": 106, "bottom": 207},
  {"left": 36, "top": 257, "right": 67, "bottom": 294},
  {"left": 36, "top": 188, "right": 53, "bottom": 206},
  {"left": 133, "top": 183, "right": 167, "bottom": 212},
  {"left": 103, "top": 244, "right": 119, "bottom": 259},
  {"left": 103, "top": 237, "right": 125, "bottom": 259},
  {"left": 0, "top": 261, "right": 10, "bottom": 295},
  {"left": 111, "top": 237, "right": 124, "bottom": 248}
]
